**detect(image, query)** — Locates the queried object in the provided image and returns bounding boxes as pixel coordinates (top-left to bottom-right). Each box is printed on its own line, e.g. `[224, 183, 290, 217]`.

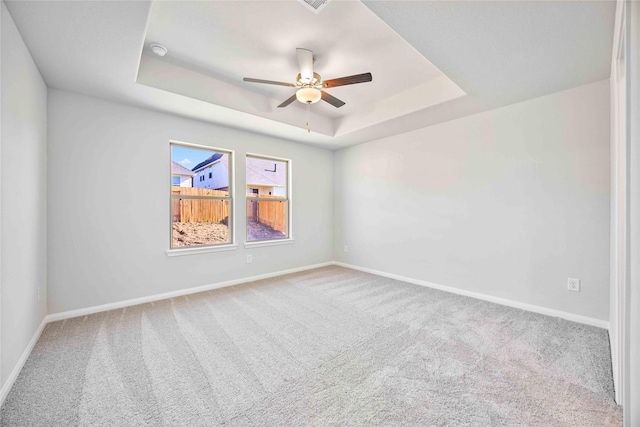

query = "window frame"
[245, 153, 292, 246]
[168, 141, 236, 255]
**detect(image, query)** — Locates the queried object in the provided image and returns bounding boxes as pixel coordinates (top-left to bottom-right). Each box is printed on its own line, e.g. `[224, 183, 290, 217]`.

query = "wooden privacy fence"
[172, 186, 229, 223]
[248, 195, 287, 234]
[172, 187, 287, 232]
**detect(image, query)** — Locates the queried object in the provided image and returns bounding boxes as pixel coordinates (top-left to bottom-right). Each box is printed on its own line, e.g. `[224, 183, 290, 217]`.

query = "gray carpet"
[0, 266, 622, 426]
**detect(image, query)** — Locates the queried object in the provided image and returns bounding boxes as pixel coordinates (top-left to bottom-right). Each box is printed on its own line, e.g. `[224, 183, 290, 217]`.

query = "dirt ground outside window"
[247, 219, 286, 241]
[172, 220, 285, 247]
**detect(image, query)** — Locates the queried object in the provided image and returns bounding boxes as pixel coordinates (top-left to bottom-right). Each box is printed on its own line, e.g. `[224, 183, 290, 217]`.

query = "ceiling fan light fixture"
[296, 87, 321, 104]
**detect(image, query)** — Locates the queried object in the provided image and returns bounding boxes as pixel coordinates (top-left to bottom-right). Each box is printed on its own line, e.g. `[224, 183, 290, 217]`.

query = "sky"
[171, 145, 218, 171]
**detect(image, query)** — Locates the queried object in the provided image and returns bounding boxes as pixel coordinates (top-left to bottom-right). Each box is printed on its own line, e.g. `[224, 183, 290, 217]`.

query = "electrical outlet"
[246, 254, 253, 264]
[567, 278, 580, 292]
[344, 245, 348, 253]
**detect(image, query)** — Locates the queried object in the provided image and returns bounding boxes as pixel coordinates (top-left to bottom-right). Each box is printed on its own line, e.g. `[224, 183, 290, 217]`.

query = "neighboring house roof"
[246, 157, 286, 187]
[192, 153, 223, 172]
[171, 161, 195, 176]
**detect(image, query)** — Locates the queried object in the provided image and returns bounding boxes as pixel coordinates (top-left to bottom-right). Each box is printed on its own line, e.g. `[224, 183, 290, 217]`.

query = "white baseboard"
[0, 317, 48, 405]
[48, 259, 609, 328]
[47, 262, 334, 322]
[334, 262, 609, 330]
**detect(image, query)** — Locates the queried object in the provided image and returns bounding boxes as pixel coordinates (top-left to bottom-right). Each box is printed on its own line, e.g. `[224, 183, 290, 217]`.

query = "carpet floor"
[0, 266, 622, 426]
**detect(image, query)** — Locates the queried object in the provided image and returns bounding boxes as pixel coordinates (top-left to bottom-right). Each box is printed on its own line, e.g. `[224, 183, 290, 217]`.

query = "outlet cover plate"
[567, 278, 580, 292]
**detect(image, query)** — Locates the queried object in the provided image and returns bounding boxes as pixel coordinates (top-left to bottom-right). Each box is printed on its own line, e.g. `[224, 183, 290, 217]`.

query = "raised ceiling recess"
[136, 0, 465, 140]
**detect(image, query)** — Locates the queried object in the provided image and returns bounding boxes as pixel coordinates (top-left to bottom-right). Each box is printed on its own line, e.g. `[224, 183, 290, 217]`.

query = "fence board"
[249, 195, 287, 233]
[171, 186, 229, 223]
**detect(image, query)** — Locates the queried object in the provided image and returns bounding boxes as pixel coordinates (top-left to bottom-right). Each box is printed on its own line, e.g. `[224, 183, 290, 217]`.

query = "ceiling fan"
[243, 48, 372, 109]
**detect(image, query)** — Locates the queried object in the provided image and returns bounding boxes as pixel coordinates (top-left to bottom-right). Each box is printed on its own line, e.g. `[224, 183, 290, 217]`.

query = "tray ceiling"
[137, 0, 465, 138]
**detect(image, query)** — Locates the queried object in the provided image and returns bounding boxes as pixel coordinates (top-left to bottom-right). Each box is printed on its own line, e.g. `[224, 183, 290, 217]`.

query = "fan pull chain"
[306, 103, 311, 133]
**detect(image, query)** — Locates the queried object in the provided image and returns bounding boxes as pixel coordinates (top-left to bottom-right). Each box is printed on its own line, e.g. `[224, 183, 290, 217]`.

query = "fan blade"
[277, 94, 297, 108]
[322, 72, 372, 89]
[296, 48, 314, 83]
[321, 91, 345, 108]
[243, 77, 295, 87]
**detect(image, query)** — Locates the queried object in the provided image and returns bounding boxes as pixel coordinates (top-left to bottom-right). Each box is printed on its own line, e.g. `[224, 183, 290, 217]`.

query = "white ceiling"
[4, 0, 615, 150]
[138, 0, 465, 138]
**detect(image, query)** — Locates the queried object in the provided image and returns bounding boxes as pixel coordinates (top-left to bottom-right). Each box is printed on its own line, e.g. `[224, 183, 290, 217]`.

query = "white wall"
[193, 161, 229, 190]
[47, 90, 333, 314]
[177, 175, 192, 187]
[0, 1, 48, 387]
[334, 80, 610, 321]
[208, 160, 228, 190]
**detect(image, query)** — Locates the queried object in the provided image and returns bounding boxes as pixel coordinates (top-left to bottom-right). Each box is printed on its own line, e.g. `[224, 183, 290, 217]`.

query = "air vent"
[298, 0, 329, 14]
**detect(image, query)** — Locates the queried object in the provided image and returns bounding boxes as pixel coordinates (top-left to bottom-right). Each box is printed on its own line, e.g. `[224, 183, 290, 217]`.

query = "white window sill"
[166, 244, 238, 257]
[244, 239, 294, 249]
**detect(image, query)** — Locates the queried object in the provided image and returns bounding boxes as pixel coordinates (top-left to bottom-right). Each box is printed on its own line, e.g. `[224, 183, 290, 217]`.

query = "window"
[170, 142, 233, 249]
[172, 176, 181, 186]
[209, 172, 212, 179]
[246, 154, 289, 242]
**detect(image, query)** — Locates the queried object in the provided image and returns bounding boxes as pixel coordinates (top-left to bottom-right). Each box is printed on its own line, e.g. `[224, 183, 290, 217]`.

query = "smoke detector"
[298, 0, 329, 14]
[150, 43, 167, 57]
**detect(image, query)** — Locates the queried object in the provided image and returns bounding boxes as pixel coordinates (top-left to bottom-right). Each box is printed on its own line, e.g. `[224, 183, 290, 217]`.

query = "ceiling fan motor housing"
[297, 72, 322, 87]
